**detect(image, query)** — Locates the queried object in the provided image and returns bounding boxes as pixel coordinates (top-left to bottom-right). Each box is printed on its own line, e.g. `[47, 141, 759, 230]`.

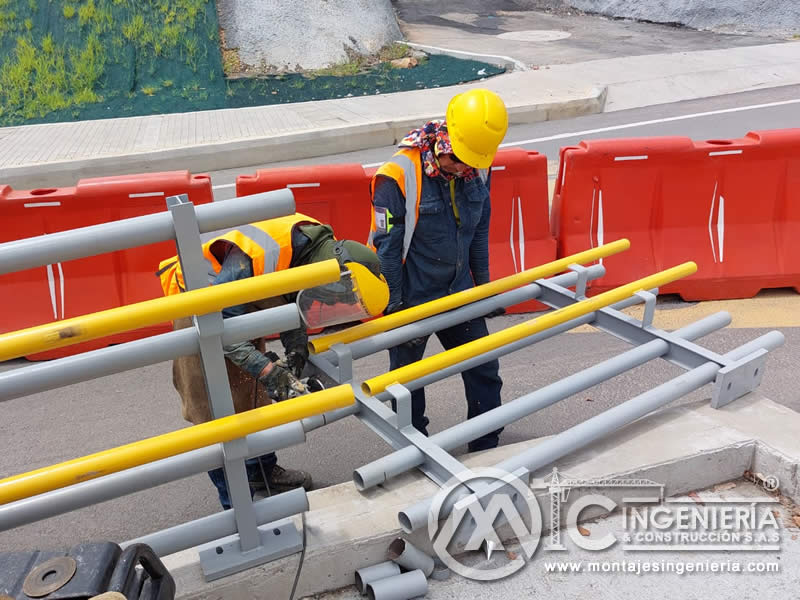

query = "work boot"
[266, 464, 313, 494]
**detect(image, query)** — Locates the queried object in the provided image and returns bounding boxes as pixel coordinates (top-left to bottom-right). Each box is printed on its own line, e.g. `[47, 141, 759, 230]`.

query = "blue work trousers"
[388, 317, 503, 451]
[207, 453, 277, 510]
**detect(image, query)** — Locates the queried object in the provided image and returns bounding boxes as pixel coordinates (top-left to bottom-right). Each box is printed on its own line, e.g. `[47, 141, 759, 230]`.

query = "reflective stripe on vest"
[368, 148, 422, 262]
[157, 213, 320, 295]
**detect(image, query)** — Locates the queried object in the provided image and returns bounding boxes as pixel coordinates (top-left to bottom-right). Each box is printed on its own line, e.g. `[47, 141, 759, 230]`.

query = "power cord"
[252, 364, 307, 600]
[288, 511, 307, 600]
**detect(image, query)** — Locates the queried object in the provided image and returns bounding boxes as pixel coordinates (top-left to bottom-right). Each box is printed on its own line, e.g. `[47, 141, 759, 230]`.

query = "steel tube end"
[387, 538, 435, 577]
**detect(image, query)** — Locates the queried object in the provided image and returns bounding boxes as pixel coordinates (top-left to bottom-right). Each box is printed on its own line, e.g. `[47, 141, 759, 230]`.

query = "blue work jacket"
[371, 172, 492, 309]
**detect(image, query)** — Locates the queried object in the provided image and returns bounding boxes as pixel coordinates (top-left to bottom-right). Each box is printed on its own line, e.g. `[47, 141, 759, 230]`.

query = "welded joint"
[568, 263, 591, 299]
[711, 349, 768, 409]
[634, 290, 658, 329]
[387, 383, 412, 429]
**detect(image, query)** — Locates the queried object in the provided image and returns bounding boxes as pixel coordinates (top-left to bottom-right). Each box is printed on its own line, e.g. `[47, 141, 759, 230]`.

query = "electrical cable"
[288, 511, 307, 600]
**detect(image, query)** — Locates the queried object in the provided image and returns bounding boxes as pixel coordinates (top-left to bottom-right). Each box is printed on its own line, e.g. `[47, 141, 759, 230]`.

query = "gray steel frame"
[0, 182, 784, 581]
[0, 189, 311, 580]
[307, 264, 783, 535]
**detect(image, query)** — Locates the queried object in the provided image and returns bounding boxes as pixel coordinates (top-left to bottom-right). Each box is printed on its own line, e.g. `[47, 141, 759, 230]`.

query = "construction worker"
[158, 213, 389, 509]
[368, 88, 509, 451]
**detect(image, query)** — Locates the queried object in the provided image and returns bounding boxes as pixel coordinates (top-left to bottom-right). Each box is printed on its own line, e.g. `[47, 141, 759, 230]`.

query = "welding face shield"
[296, 241, 389, 329]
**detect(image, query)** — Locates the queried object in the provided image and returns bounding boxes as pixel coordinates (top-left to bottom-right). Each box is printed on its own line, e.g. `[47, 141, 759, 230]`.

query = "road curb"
[0, 87, 607, 190]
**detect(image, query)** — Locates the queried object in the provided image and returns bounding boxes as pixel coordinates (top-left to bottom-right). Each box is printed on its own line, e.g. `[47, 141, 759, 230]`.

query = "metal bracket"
[198, 517, 303, 582]
[387, 383, 412, 429]
[711, 349, 768, 409]
[330, 343, 354, 383]
[634, 290, 657, 329]
[567, 264, 591, 299]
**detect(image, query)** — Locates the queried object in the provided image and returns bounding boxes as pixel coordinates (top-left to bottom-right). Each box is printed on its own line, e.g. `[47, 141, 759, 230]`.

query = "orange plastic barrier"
[486, 148, 556, 312]
[0, 172, 213, 360]
[551, 129, 800, 300]
[237, 148, 555, 313]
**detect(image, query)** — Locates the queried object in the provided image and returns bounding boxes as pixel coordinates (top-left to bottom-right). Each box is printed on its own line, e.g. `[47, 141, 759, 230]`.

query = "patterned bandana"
[398, 119, 478, 181]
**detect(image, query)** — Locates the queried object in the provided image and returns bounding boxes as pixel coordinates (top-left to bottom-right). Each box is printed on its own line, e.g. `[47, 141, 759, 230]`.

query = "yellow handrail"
[0, 259, 341, 361]
[362, 262, 697, 396]
[0, 385, 354, 505]
[309, 239, 631, 354]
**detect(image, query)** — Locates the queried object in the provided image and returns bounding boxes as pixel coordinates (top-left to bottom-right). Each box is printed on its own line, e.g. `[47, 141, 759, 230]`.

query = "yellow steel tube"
[0, 384, 354, 505]
[0, 259, 341, 362]
[362, 262, 697, 396]
[309, 239, 631, 353]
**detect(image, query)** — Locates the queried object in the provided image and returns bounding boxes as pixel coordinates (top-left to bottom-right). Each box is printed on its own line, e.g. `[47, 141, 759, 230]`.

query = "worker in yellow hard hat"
[367, 88, 510, 450]
[158, 213, 388, 508]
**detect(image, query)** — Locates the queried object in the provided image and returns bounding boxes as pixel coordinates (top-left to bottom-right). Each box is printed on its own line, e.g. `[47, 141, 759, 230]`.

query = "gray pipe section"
[343, 266, 606, 361]
[355, 562, 402, 595]
[121, 487, 308, 557]
[398, 329, 784, 532]
[353, 311, 731, 491]
[366, 570, 428, 600]
[386, 538, 435, 576]
[0, 189, 295, 275]
[0, 305, 300, 402]
[0, 421, 305, 531]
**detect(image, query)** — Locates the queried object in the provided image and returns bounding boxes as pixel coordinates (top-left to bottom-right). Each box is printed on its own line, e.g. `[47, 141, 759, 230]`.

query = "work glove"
[384, 301, 404, 315]
[258, 351, 308, 401]
[485, 307, 506, 319]
[281, 327, 309, 378]
[399, 335, 428, 351]
[285, 349, 308, 378]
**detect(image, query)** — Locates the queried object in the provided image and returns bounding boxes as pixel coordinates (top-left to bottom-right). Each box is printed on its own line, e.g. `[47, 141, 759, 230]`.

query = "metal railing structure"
[0, 190, 785, 586]
[305, 244, 784, 542]
[0, 189, 356, 581]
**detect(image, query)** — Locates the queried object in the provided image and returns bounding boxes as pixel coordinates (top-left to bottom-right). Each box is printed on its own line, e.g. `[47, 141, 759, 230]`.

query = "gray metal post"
[398, 331, 785, 532]
[0, 305, 300, 403]
[0, 189, 295, 275]
[353, 311, 731, 491]
[167, 195, 259, 551]
[0, 422, 305, 531]
[122, 487, 309, 557]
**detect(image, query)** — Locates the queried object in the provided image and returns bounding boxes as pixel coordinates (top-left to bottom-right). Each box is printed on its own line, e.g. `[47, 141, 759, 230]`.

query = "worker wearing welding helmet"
[158, 213, 388, 507]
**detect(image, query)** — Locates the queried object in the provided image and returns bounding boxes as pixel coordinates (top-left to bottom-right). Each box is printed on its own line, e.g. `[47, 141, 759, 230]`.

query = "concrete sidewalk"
[1, 42, 800, 189]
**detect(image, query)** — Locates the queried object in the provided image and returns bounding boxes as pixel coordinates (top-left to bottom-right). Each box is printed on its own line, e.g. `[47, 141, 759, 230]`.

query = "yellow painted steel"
[362, 262, 697, 396]
[0, 384, 354, 505]
[309, 239, 631, 354]
[0, 259, 341, 362]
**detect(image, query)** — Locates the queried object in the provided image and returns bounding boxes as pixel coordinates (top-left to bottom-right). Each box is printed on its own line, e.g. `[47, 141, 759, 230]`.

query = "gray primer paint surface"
[217, 0, 403, 70]
[560, 0, 800, 36]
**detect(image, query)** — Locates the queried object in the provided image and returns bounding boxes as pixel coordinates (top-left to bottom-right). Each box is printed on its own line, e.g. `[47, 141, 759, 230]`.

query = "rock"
[390, 57, 419, 69]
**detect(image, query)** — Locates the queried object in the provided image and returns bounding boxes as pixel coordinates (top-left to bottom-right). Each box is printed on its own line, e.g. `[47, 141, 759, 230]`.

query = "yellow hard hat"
[446, 89, 509, 169]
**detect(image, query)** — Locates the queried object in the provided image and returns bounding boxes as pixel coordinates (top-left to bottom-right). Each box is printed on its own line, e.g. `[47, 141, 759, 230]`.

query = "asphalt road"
[208, 84, 800, 196]
[1, 87, 799, 552]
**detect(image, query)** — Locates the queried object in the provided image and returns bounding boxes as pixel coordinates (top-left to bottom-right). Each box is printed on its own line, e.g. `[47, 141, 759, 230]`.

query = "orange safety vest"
[157, 213, 321, 296]
[367, 147, 423, 262]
